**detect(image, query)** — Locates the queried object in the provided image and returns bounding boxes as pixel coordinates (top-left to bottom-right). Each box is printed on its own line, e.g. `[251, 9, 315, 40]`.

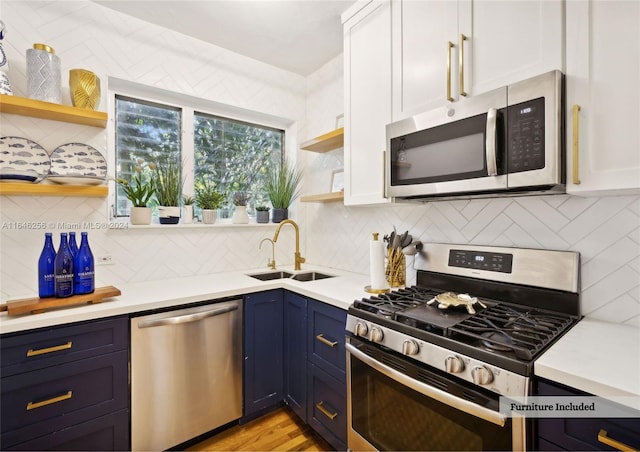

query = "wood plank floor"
[186, 408, 334, 452]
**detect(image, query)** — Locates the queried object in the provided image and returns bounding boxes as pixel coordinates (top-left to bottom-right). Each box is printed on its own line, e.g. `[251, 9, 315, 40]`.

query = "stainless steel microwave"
[386, 70, 565, 200]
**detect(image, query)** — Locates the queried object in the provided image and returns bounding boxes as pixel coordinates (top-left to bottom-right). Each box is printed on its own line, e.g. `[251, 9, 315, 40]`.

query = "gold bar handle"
[446, 41, 454, 101]
[316, 334, 338, 348]
[27, 341, 72, 357]
[459, 34, 467, 97]
[572, 105, 581, 185]
[598, 429, 636, 451]
[316, 401, 338, 420]
[26, 391, 73, 411]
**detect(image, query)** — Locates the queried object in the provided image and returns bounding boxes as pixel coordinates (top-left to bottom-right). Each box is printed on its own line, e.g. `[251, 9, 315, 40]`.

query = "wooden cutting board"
[0, 286, 121, 316]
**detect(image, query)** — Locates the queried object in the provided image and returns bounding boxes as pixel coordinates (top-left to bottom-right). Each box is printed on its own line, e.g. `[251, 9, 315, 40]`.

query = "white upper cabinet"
[566, 0, 640, 196]
[392, 0, 564, 121]
[343, 0, 392, 206]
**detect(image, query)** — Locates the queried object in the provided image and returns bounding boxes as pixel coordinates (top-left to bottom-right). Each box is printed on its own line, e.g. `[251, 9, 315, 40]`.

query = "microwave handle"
[485, 108, 498, 176]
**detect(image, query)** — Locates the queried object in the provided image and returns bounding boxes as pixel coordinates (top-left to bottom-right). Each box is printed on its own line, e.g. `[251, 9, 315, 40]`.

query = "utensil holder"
[385, 248, 406, 288]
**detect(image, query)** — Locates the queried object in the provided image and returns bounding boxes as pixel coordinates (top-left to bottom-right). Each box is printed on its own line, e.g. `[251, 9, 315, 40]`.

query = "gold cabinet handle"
[598, 429, 637, 451]
[26, 391, 73, 411]
[459, 34, 468, 97]
[572, 105, 581, 185]
[446, 41, 454, 101]
[316, 401, 338, 420]
[27, 341, 72, 357]
[316, 334, 338, 348]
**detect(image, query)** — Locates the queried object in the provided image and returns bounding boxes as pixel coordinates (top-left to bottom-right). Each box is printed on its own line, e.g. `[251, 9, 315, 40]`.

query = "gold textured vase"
[69, 69, 100, 109]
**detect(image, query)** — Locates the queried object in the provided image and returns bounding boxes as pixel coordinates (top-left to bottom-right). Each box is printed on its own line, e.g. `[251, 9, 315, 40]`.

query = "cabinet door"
[307, 300, 347, 380]
[391, 0, 458, 119]
[243, 290, 284, 416]
[283, 291, 307, 422]
[343, 0, 392, 206]
[459, 0, 563, 97]
[307, 364, 347, 451]
[566, 0, 640, 195]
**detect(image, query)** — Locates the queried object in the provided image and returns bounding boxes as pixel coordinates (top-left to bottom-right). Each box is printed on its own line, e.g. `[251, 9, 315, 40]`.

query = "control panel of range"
[448, 249, 513, 274]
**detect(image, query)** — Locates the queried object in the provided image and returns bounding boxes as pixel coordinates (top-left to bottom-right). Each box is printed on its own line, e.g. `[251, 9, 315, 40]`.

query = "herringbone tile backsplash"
[1, 1, 638, 327]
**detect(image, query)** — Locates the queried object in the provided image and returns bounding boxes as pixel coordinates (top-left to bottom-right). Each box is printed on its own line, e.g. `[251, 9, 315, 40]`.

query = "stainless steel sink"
[247, 271, 293, 281]
[290, 272, 334, 282]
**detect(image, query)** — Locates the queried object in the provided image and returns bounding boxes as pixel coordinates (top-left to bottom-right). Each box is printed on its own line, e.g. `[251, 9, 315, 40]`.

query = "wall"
[302, 55, 640, 327]
[1, 1, 638, 328]
[0, 0, 304, 299]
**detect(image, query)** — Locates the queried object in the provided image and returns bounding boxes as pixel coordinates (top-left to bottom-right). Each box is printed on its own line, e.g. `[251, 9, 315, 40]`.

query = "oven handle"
[485, 107, 498, 176]
[346, 342, 507, 427]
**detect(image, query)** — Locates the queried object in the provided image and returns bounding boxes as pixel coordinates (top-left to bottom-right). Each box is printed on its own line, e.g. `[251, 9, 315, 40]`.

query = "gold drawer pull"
[446, 41, 454, 101]
[598, 429, 637, 452]
[459, 34, 468, 97]
[316, 401, 338, 420]
[572, 104, 581, 185]
[26, 391, 73, 411]
[27, 341, 72, 357]
[316, 334, 338, 348]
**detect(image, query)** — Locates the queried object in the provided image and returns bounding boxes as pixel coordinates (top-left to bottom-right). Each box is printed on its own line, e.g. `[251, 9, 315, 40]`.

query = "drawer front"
[536, 380, 640, 451]
[308, 364, 346, 450]
[1, 317, 128, 377]
[1, 350, 128, 448]
[6, 409, 129, 451]
[308, 301, 346, 378]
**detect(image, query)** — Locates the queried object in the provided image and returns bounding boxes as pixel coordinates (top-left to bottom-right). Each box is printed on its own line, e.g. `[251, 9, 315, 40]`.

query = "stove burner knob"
[369, 327, 384, 343]
[354, 322, 368, 337]
[402, 340, 419, 356]
[471, 365, 494, 385]
[445, 355, 465, 373]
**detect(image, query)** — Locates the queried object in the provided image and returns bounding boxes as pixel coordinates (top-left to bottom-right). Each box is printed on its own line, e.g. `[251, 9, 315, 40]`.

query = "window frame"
[107, 78, 296, 224]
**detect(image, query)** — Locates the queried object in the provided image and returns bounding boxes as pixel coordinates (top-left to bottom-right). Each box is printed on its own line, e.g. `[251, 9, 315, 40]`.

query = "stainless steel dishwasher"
[131, 299, 242, 451]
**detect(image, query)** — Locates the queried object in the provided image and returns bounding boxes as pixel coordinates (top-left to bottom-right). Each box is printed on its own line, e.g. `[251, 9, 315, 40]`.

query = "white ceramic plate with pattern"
[47, 175, 106, 185]
[0, 136, 51, 182]
[49, 143, 107, 178]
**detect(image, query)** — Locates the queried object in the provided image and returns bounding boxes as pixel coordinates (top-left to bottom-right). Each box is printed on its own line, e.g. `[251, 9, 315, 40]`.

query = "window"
[114, 94, 284, 218]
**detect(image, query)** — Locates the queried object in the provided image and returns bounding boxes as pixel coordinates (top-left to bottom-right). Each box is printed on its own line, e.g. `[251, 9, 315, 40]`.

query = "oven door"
[346, 338, 525, 451]
[386, 86, 508, 199]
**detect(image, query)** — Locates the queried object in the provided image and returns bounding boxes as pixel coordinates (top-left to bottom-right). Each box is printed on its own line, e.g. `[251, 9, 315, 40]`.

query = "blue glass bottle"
[54, 232, 74, 297]
[38, 233, 56, 298]
[68, 231, 78, 258]
[73, 232, 95, 295]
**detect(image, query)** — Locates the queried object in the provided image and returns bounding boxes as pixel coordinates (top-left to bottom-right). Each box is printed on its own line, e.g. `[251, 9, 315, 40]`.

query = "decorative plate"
[46, 175, 106, 186]
[0, 136, 51, 182]
[49, 143, 107, 178]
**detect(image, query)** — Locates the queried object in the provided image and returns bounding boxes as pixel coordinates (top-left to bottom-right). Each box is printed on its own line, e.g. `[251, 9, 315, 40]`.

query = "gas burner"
[377, 308, 394, 319]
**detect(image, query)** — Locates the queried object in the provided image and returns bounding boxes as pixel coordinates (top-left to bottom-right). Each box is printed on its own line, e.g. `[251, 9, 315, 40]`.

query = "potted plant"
[232, 191, 251, 224]
[266, 159, 303, 223]
[255, 205, 270, 224]
[195, 179, 225, 224]
[182, 194, 194, 224]
[154, 158, 182, 224]
[115, 160, 156, 225]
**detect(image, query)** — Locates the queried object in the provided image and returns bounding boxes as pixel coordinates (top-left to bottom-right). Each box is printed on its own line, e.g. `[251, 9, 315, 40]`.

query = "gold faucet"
[259, 238, 276, 270]
[272, 219, 305, 271]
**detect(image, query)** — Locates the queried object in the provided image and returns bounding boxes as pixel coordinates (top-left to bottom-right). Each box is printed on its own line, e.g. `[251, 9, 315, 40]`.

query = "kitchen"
[1, 0, 639, 451]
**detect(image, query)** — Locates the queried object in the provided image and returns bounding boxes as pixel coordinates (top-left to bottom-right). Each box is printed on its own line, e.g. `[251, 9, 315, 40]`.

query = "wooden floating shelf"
[1, 286, 121, 316]
[0, 182, 108, 197]
[300, 192, 344, 203]
[300, 127, 344, 153]
[0, 94, 108, 128]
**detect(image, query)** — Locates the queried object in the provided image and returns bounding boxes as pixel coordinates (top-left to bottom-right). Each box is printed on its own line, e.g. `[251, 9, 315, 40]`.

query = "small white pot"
[181, 205, 193, 224]
[232, 205, 249, 224]
[130, 206, 152, 225]
[202, 209, 217, 224]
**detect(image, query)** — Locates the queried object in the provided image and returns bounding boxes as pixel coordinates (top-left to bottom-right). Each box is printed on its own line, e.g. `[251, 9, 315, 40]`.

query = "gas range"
[346, 243, 581, 398]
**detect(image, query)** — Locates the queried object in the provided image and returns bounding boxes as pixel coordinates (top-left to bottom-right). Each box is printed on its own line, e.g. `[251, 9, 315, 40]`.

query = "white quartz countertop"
[535, 317, 640, 411]
[0, 265, 370, 335]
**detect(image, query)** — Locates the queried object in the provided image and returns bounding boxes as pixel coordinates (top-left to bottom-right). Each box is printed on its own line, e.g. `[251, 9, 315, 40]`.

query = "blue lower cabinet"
[284, 291, 307, 422]
[244, 290, 284, 417]
[6, 409, 129, 451]
[308, 364, 347, 450]
[535, 379, 640, 451]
